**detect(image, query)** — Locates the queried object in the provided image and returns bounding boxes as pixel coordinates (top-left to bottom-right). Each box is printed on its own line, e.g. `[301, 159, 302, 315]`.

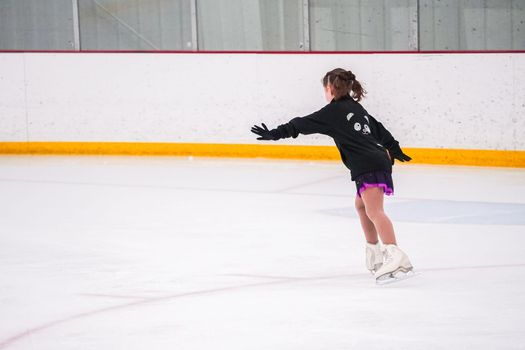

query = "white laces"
[383, 249, 393, 264]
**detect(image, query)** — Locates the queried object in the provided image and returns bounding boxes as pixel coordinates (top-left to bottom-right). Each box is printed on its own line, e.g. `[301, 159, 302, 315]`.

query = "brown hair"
[322, 68, 366, 102]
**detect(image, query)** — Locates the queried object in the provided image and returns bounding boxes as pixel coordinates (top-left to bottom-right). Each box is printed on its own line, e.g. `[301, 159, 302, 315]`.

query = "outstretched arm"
[251, 106, 333, 141]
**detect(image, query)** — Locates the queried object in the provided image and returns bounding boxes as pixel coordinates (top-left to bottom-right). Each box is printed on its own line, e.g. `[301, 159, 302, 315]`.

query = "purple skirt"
[355, 171, 394, 198]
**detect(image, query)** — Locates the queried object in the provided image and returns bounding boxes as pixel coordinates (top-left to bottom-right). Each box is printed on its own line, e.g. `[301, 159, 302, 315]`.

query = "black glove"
[251, 123, 281, 141]
[390, 147, 412, 164]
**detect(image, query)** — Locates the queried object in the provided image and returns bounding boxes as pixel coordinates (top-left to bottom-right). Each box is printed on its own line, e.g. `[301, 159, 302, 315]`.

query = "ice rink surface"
[1, 155, 525, 350]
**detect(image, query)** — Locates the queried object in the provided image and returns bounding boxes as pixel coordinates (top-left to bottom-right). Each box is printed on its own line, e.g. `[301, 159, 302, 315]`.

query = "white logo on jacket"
[351, 114, 371, 135]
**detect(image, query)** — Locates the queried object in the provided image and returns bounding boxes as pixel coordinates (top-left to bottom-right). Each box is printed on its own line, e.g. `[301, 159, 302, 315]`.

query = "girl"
[251, 68, 413, 283]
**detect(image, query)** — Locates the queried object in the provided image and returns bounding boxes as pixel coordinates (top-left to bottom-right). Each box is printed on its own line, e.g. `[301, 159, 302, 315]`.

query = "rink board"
[0, 142, 524, 167]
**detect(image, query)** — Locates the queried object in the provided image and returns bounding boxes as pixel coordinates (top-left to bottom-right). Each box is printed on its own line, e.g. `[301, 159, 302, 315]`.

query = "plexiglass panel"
[197, 0, 305, 51]
[0, 0, 75, 50]
[419, 0, 525, 50]
[1, 0, 523, 52]
[78, 0, 193, 50]
[309, 0, 417, 51]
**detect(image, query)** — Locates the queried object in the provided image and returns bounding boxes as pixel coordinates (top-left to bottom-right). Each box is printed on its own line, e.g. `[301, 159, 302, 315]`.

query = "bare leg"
[354, 195, 378, 244]
[360, 187, 397, 245]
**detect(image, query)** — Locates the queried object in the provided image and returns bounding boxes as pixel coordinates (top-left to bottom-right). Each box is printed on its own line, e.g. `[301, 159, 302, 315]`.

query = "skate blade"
[376, 268, 417, 285]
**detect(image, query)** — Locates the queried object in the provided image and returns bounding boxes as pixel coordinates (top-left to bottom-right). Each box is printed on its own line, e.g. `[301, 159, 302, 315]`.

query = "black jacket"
[275, 95, 403, 180]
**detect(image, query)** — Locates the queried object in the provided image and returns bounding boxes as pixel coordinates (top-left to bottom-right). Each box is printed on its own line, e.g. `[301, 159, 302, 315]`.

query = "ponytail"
[350, 77, 365, 102]
[322, 68, 366, 102]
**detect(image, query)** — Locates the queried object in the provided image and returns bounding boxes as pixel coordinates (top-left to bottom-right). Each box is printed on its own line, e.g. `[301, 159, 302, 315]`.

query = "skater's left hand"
[251, 123, 281, 141]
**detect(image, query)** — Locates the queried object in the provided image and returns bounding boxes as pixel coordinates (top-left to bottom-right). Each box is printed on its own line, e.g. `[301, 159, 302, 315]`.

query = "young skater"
[251, 68, 413, 283]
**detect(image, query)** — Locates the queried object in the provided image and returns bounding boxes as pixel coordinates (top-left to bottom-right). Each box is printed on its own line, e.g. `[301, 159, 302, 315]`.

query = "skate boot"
[366, 242, 383, 274]
[375, 244, 413, 284]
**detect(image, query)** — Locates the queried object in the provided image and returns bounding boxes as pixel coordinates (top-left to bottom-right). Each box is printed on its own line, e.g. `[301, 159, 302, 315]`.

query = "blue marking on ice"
[322, 200, 525, 225]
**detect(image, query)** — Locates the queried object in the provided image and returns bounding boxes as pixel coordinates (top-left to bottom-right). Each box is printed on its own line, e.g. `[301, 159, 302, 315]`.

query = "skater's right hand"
[389, 145, 412, 164]
[392, 150, 412, 163]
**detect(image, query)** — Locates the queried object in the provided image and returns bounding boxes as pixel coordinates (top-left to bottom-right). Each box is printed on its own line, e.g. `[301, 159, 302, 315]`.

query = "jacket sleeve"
[369, 115, 402, 153]
[274, 105, 333, 139]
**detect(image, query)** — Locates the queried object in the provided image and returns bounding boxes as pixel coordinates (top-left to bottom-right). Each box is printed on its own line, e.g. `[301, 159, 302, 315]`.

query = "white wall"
[1, 52, 524, 150]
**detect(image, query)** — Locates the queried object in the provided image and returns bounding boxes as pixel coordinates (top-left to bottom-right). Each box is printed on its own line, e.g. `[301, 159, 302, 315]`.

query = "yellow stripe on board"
[0, 142, 339, 160]
[0, 142, 524, 168]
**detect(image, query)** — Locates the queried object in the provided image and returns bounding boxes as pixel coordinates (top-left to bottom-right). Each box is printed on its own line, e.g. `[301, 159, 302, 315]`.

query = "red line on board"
[0, 49, 524, 55]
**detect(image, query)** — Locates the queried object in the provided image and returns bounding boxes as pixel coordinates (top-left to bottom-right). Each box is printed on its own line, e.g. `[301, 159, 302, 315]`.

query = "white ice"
[1, 156, 525, 350]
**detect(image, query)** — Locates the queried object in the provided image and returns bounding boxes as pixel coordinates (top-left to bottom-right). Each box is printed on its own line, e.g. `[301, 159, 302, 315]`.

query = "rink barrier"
[0, 142, 524, 167]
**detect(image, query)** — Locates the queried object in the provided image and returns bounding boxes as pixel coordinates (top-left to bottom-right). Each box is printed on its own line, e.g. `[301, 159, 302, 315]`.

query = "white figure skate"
[366, 242, 383, 274]
[375, 244, 415, 284]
